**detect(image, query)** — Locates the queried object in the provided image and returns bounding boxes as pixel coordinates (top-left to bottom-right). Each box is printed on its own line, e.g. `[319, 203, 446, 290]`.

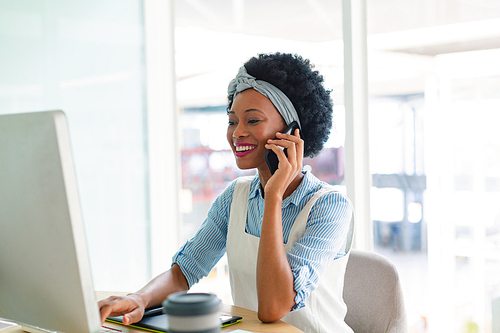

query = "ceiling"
[173, 0, 500, 105]
[175, 0, 500, 53]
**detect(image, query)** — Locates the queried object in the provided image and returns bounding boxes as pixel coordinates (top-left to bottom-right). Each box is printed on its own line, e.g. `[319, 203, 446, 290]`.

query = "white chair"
[343, 249, 408, 333]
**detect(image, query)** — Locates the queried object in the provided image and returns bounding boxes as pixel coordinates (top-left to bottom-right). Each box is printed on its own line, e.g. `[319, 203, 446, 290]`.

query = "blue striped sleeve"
[172, 180, 237, 287]
[286, 190, 353, 310]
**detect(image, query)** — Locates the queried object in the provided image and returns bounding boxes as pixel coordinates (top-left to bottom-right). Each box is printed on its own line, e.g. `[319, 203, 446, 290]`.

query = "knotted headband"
[227, 66, 302, 130]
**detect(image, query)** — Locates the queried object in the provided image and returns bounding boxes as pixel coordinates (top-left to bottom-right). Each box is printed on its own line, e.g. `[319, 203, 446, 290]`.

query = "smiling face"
[227, 89, 287, 172]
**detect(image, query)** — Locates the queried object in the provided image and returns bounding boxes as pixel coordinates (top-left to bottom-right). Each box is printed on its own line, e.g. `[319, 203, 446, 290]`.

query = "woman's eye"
[228, 120, 236, 126]
[248, 119, 260, 124]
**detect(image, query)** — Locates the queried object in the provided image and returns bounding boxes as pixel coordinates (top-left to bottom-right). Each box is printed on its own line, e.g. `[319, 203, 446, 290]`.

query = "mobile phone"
[264, 121, 300, 175]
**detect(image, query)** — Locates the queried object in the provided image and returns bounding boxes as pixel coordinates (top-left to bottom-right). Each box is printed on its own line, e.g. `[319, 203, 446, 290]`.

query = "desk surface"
[96, 291, 303, 333]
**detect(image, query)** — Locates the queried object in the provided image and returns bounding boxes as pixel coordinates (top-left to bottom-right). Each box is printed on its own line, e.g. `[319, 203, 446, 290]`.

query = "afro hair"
[227, 52, 333, 158]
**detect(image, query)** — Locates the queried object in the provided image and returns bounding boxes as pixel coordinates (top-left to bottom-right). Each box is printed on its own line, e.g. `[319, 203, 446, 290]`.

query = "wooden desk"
[97, 292, 303, 333]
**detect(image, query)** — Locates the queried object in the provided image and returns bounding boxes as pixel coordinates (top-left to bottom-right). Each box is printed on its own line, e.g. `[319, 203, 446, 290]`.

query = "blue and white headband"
[227, 66, 302, 130]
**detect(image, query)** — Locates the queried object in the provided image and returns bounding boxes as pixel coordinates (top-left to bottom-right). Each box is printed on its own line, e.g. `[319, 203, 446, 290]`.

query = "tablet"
[106, 312, 242, 332]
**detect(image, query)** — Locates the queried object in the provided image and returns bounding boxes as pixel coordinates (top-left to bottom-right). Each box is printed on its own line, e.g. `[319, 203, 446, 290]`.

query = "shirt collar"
[248, 171, 321, 207]
[249, 175, 263, 200]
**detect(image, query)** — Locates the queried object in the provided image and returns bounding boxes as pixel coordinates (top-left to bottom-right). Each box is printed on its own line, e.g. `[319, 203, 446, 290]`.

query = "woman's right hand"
[98, 293, 148, 326]
[98, 264, 189, 326]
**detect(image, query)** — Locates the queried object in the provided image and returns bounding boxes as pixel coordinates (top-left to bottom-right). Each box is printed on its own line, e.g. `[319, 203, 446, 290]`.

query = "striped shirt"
[173, 171, 353, 310]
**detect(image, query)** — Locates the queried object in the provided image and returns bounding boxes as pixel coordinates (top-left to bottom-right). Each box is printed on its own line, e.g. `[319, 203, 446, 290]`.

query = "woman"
[99, 53, 354, 333]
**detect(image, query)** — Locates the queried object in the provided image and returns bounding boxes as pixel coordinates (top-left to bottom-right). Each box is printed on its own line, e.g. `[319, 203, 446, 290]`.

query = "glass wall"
[367, 1, 500, 331]
[426, 49, 500, 332]
[0, 0, 149, 291]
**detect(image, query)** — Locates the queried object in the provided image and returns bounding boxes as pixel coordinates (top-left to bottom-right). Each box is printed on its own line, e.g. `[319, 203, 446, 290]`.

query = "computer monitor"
[0, 111, 102, 333]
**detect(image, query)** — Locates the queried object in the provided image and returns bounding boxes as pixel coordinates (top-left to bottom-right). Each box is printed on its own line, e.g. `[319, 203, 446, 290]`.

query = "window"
[368, 2, 500, 330]
[0, 0, 149, 291]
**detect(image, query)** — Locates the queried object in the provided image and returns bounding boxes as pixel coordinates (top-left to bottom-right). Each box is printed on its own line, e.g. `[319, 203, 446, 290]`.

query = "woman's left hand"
[258, 128, 303, 321]
[264, 128, 304, 198]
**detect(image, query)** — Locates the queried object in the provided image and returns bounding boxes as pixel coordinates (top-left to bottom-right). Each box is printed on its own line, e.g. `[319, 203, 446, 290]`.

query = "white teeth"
[236, 145, 254, 152]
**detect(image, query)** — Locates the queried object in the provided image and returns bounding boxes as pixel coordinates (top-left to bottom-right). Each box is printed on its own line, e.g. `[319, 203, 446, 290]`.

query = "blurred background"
[1, 0, 500, 332]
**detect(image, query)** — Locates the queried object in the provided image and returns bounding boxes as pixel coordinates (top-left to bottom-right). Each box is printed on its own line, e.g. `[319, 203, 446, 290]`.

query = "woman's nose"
[233, 123, 248, 138]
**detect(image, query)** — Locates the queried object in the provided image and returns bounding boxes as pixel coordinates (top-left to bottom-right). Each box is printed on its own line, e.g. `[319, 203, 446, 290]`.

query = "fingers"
[277, 128, 301, 141]
[265, 143, 292, 172]
[292, 129, 304, 164]
[98, 295, 145, 326]
[266, 129, 304, 172]
[99, 296, 121, 324]
[266, 144, 296, 172]
[271, 129, 303, 152]
[123, 307, 145, 325]
[99, 299, 118, 325]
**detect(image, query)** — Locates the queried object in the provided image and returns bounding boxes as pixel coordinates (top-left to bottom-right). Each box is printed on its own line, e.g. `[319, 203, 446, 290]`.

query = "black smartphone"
[264, 121, 300, 175]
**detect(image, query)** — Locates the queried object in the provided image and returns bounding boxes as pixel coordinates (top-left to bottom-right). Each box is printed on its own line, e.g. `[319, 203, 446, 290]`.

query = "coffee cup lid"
[162, 292, 222, 316]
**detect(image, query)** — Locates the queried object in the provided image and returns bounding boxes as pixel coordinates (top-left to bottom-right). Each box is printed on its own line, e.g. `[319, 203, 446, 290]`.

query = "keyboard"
[101, 325, 124, 332]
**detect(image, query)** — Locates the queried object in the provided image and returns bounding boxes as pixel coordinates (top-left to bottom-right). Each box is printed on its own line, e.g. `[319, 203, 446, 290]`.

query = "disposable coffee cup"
[162, 291, 222, 333]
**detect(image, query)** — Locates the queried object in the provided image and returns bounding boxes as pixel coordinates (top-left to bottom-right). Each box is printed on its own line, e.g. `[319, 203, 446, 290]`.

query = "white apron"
[226, 177, 354, 333]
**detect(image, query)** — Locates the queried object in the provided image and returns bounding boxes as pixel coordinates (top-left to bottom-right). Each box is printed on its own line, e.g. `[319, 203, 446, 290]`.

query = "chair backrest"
[343, 249, 408, 333]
